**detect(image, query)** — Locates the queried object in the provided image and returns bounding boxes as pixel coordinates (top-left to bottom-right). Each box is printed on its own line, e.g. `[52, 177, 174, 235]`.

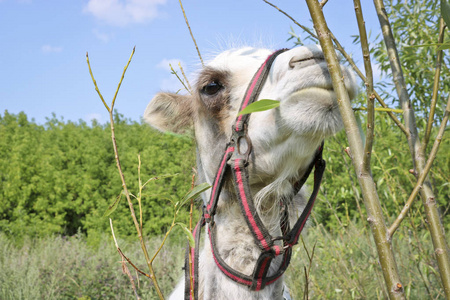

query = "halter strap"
[185, 49, 326, 299]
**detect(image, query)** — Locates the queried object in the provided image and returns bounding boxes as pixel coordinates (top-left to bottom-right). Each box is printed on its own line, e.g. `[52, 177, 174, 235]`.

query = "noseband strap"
[185, 49, 326, 299]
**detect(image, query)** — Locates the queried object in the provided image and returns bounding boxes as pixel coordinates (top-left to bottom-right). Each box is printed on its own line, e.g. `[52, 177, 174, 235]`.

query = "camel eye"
[202, 81, 223, 95]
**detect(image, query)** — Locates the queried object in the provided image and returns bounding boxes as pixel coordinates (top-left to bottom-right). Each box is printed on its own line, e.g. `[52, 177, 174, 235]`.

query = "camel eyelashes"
[201, 81, 223, 95]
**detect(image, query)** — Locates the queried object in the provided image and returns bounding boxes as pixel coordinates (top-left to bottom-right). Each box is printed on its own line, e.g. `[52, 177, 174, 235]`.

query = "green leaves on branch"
[401, 1, 450, 50]
[173, 182, 210, 248]
[238, 99, 280, 116]
[177, 182, 210, 209]
[176, 223, 195, 247]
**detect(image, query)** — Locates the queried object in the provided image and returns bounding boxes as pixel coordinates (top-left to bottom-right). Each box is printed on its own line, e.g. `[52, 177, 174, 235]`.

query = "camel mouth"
[287, 87, 337, 104]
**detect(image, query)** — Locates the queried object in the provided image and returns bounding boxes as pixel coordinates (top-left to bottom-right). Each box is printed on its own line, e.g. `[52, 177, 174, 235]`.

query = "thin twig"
[150, 216, 176, 264]
[138, 154, 143, 232]
[111, 219, 152, 279]
[373, 0, 418, 170]
[112, 46, 135, 111]
[423, 17, 446, 151]
[178, 0, 203, 67]
[388, 95, 450, 238]
[86, 53, 110, 112]
[110, 219, 142, 300]
[87, 48, 165, 299]
[189, 171, 196, 300]
[353, 0, 375, 172]
[169, 63, 192, 95]
[117, 247, 153, 279]
[354, 107, 403, 113]
[179, 62, 192, 93]
[262, 0, 318, 40]
[319, 0, 329, 8]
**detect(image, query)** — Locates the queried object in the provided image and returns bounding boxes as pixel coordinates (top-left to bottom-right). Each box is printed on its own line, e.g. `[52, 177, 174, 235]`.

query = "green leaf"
[437, 42, 450, 51]
[237, 99, 280, 116]
[178, 182, 211, 208]
[442, 0, 450, 28]
[103, 192, 123, 217]
[176, 223, 195, 248]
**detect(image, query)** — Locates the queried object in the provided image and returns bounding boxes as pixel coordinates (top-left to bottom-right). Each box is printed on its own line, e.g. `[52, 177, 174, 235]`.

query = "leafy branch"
[86, 47, 210, 299]
[86, 47, 165, 299]
[373, 0, 450, 297]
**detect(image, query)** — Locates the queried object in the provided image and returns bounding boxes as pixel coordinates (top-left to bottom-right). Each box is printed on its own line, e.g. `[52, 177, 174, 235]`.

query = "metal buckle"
[231, 123, 253, 162]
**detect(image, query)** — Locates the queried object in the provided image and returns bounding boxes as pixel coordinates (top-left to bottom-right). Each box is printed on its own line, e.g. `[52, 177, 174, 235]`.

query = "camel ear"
[144, 92, 194, 135]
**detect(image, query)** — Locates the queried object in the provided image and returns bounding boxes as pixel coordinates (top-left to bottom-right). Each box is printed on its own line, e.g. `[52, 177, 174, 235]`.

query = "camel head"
[144, 46, 357, 210]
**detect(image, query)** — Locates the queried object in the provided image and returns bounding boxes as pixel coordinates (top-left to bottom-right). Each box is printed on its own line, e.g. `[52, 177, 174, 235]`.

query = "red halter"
[185, 49, 326, 299]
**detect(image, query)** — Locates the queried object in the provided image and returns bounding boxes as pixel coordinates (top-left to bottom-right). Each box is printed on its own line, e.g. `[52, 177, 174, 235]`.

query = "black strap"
[210, 145, 325, 291]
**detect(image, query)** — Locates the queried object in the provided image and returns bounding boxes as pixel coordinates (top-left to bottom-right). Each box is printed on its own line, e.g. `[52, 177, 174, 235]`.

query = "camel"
[144, 45, 358, 300]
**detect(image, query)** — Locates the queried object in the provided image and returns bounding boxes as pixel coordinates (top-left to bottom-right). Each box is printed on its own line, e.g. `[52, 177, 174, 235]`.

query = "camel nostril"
[288, 57, 297, 69]
[288, 56, 316, 68]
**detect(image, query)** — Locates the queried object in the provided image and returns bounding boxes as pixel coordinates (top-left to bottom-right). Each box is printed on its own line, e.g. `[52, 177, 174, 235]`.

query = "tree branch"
[305, 1, 405, 298]
[423, 17, 446, 151]
[353, 0, 375, 172]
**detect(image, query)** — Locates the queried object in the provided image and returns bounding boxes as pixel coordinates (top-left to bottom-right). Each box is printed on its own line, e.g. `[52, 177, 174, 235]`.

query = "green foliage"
[0, 110, 195, 243]
[372, 0, 450, 126]
[314, 111, 449, 231]
[441, 0, 450, 29]
[286, 219, 446, 299]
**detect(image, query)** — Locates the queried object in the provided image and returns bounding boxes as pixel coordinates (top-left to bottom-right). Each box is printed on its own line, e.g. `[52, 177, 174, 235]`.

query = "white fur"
[144, 45, 358, 299]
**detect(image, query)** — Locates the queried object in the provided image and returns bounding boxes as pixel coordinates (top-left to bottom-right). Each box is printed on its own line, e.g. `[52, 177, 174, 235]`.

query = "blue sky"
[0, 0, 380, 125]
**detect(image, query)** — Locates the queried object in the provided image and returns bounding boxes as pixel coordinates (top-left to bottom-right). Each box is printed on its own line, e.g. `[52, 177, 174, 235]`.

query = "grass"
[0, 232, 184, 300]
[286, 216, 446, 299]
[0, 217, 445, 299]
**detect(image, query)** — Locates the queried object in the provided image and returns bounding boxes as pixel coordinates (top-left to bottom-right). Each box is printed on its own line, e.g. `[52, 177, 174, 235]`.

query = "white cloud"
[41, 45, 63, 53]
[93, 29, 113, 42]
[84, 0, 167, 27]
